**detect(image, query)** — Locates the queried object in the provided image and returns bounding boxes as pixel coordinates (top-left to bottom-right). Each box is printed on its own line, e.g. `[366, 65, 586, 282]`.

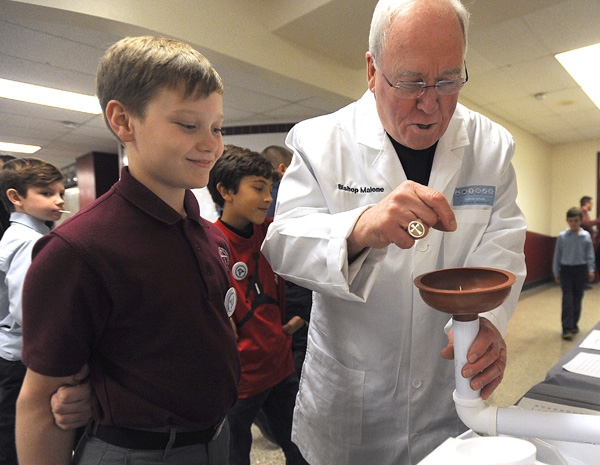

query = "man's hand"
[51, 364, 92, 430]
[440, 317, 507, 400]
[347, 181, 456, 258]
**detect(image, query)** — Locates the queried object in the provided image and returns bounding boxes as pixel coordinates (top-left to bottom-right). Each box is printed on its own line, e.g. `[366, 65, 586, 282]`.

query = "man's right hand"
[347, 181, 457, 258]
[50, 364, 93, 430]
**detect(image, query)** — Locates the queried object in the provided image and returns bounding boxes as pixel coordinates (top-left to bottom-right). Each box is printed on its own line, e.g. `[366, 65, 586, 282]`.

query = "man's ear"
[366, 52, 377, 93]
[105, 100, 135, 142]
[5, 188, 23, 208]
[278, 163, 287, 177]
[216, 182, 233, 203]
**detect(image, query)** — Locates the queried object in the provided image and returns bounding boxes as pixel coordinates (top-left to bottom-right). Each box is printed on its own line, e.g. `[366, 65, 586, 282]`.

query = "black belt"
[92, 417, 226, 450]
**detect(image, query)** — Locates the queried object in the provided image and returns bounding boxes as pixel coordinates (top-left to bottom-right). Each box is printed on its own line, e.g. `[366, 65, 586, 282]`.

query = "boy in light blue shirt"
[0, 158, 64, 464]
[552, 206, 595, 340]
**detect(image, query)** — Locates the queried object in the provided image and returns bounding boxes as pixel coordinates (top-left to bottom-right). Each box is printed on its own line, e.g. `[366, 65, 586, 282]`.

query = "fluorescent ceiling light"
[0, 142, 40, 154]
[0, 78, 101, 114]
[555, 43, 600, 110]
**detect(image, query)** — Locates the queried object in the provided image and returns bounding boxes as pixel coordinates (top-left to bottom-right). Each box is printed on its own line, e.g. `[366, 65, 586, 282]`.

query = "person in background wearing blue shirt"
[0, 155, 17, 238]
[553, 207, 595, 340]
[0, 158, 65, 465]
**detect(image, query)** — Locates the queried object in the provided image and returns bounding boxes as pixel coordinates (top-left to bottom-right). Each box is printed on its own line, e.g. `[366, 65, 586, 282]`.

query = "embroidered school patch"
[453, 185, 495, 206]
[219, 247, 230, 270]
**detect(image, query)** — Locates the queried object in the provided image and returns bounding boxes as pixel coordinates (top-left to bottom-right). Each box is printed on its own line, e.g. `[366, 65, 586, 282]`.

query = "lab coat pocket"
[297, 341, 365, 444]
[444, 208, 492, 265]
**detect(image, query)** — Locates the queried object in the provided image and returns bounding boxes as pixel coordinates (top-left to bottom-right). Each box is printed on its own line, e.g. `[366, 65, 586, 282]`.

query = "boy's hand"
[51, 364, 92, 430]
[283, 316, 306, 334]
[588, 272, 595, 282]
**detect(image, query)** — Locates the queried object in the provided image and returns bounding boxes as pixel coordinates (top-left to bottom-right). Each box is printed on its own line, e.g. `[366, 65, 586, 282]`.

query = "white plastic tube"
[452, 317, 480, 399]
[496, 406, 600, 445]
[454, 391, 498, 435]
[452, 318, 600, 446]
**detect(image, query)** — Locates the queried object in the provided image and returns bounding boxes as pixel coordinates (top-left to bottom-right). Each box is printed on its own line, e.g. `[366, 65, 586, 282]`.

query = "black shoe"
[562, 332, 573, 341]
[573, 327, 580, 334]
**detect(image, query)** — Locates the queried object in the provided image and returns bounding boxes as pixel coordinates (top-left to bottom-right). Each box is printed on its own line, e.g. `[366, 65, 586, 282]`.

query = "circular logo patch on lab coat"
[232, 262, 248, 281]
[225, 287, 237, 317]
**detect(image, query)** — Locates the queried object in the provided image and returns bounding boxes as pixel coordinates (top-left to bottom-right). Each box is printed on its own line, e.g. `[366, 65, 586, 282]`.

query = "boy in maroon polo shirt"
[15, 36, 240, 465]
[207, 146, 308, 465]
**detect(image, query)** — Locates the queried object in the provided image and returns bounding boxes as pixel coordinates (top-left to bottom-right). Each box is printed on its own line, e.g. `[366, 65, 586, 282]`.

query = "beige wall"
[502, 122, 554, 236]
[550, 140, 600, 235]
[506, 124, 552, 234]
[461, 97, 600, 238]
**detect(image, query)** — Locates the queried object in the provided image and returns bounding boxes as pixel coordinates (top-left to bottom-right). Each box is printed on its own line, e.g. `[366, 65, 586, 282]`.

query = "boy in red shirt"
[207, 146, 307, 465]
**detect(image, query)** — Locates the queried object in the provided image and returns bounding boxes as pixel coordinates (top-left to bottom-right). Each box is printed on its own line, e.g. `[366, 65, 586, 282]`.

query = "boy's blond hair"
[97, 36, 224, 139]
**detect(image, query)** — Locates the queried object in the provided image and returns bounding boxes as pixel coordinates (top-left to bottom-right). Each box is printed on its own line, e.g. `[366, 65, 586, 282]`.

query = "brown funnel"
[414, 267, 516, 321]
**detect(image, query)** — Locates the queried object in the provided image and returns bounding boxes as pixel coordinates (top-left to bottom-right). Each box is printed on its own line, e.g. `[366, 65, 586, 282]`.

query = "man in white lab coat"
[261, 0, 526, 464]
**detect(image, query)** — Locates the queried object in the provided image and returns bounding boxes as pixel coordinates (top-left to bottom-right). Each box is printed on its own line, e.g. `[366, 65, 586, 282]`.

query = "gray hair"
[369, 0, 469, 67]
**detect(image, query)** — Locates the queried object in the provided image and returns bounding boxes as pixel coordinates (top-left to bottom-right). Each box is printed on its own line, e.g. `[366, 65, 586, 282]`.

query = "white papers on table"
[579, 329, 600, 351]
[563, 352, 600, 378]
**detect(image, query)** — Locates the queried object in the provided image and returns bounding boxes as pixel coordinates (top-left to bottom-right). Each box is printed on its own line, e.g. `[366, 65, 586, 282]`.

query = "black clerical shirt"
[389, 135, 438, 186]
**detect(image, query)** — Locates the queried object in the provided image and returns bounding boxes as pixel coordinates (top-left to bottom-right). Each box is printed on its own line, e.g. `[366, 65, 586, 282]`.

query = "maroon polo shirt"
[22, 167, 240, 429]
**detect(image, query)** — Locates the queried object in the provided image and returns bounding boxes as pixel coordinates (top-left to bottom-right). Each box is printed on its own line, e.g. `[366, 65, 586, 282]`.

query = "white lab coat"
[261, 91, 526, 465]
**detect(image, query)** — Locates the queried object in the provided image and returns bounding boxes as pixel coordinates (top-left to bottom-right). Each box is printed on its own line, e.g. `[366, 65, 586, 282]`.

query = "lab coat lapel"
[374, 136, 407, 190]
[429, 106, 470, 195]
[412, 107, 471, 277]
[354, 93, 471, 194]
[355, 92, 407, 190]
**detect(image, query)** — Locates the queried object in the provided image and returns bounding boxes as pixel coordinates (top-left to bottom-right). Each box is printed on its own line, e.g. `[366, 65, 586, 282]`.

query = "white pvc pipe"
[452, 317, 480, 399]
[496, 406, 600, 445]
[453, 392, 498, 435]
[452, 318, 600, 446]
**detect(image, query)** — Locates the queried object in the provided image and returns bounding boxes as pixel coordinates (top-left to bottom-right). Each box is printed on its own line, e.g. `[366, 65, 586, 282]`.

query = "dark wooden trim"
[524, 230, 556, 284]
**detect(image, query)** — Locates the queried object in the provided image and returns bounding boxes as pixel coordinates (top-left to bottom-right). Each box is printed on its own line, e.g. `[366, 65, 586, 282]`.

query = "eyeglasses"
[377, 63, 468, 99]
